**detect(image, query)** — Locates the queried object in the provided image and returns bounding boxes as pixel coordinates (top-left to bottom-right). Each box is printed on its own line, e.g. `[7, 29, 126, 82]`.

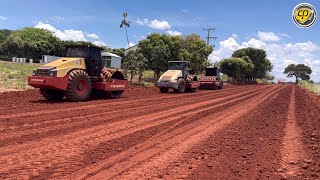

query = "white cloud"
[136, 18, 144, 26]
[126, 42, 136, 49]
[136, 18, 171, 30]
[0, 16, 8, 21]
[242, 38, 266, 48]
[258, 31, 280, 42]
[148, 19, 171, 30]
[86, 33, 99, 39]
[93, 40, 107, 47]
[51, 16, 64, 22]
[232, 33, 238, 39]
[166, 30, 182, 36]
[209, 32, 320, 81]
[136, 18, 149, 26]
[283, 60, 298, 67]
[279, 33, 290, 39]
[35, 21, 107, 46]
[35, 22, 86, 41]
[139, 35, 146, 40]
[208, 37, 241, 62]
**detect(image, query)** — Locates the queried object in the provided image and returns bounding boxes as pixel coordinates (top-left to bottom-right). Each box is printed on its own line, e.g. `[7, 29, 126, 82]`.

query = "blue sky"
[0, 0, 319, 81]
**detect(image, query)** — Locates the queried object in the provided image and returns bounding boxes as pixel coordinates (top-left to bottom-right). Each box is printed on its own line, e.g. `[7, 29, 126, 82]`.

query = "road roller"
[28, 45, 128, 101]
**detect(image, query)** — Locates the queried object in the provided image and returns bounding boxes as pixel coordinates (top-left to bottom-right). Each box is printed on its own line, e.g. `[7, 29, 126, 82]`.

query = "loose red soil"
[0, 84, 319, 179]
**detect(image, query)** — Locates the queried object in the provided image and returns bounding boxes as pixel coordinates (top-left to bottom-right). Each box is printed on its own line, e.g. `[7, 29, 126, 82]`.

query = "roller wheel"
[100, 67, 124, 82]
[106, 91, 124, 99]
[40, 89, 65, 101]
[160, 88, 169, 93]
[176, 78, 186, 93]
[65, 69, 92, 102]
[190, 88, 197, 92]
[218, 81, 224, 89]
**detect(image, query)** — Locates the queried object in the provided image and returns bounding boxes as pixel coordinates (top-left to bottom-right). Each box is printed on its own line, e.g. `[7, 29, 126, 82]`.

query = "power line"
[203, 28, 217, 47]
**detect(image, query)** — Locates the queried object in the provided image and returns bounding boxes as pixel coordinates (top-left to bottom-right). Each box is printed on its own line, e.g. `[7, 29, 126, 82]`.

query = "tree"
[138, 33, 212, 81]
[120, 12, 131, 50]
[1, 27, 62, 60]
[123, 50, 148, 83]
[138, 33, 170, 81]
[135, 52, 148, 84]
[180, 34, 213, 74]
[232, 47, 273, 80]
[284, 64, 312, 83]
[265, 73, 275, 81]
[0, 29, 12, 44]
[219, 57, 254, 82]
[111, 48, 125, 58]
[123, 51, 136, 83]
[0, 27, 101, 60]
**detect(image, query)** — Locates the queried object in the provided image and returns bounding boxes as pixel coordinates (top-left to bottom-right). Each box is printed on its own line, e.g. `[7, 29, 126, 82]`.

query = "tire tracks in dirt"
[279, 85, 307, 178]
[0, 86, 268, 156]
[166, 85, 291, 180]
[0, 86, 260, 133]
[0, 87, 242, 119]
[0, 86, 271, 179]
[0, 86, 268, 148]
[69, 86, 283, 179]
[291, 86, 320, 179]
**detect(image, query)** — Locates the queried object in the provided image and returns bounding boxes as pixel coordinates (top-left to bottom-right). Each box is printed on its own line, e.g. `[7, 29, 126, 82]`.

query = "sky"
[0, 0, 319, 81]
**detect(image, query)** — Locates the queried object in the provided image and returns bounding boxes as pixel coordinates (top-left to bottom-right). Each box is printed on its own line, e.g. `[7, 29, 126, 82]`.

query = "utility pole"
[203, 28, 217, 47]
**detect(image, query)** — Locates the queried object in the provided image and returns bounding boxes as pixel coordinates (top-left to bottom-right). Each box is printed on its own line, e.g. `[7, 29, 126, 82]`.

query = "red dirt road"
[0, 85, 319, 179]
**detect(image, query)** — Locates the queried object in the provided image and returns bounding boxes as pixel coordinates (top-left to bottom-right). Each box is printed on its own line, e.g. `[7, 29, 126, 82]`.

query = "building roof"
[101, 52, 122, 58]
[125, 44, 138, 51]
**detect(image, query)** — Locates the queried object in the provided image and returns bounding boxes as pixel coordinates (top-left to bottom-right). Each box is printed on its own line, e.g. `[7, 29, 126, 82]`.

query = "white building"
[101, 52, 122, 69]
[124, 44, 138, 55]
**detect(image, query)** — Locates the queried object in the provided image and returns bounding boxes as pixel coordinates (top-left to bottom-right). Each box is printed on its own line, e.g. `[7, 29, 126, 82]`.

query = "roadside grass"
[130, 70, 155, 86]
[298, 80, 320, 95]
[0, 61, 40, 89]
[256, 78, 274, 84]
[317, 84, 320, 93]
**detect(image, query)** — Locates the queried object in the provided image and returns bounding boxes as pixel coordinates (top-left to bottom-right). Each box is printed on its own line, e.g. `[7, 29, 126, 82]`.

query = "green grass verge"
[0, 61, 40, 89]
[298, 80, 320, 95]
[129, 70, 155, 86]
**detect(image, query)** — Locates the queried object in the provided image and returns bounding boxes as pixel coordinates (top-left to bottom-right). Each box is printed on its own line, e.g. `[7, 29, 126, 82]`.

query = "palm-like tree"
[120, 12, 131, 50]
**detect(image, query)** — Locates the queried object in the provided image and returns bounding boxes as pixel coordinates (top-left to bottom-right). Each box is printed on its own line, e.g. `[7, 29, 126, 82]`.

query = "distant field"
[0, 61, 40, 89]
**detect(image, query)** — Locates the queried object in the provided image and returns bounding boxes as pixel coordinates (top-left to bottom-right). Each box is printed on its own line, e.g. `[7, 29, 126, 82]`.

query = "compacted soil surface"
[0, 85, 319, 179]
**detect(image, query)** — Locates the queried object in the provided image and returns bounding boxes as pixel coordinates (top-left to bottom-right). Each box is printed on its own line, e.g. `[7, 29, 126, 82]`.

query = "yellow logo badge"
[293, 3, 317, 28]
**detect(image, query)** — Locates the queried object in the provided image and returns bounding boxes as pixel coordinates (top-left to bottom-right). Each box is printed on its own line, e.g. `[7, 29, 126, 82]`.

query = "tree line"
[123, 33, 213, 83]
[218, 47, 273, 83]
[3, 27, 295, 84]
[0, 28, 125, 61]
[0, 27, 212, 83]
